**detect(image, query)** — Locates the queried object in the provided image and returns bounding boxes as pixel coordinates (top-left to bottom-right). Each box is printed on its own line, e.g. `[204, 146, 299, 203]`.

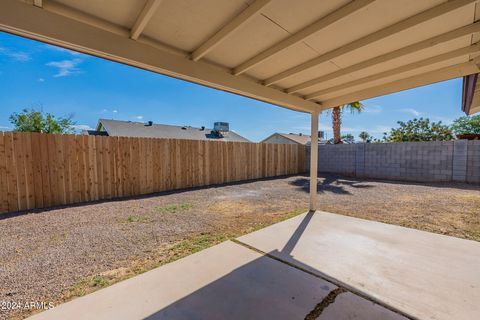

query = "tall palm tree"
[332, 101, 364, 144]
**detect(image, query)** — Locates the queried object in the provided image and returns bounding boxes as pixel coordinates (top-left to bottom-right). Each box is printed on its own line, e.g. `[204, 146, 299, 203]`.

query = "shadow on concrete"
[141, 212, 409, 320]
[281, 211, 314, 255]
[289, 174, 374, 195]
[143, 251, 333, 320]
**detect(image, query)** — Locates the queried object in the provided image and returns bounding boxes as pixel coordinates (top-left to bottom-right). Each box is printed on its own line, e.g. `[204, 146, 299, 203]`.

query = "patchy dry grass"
[316, 178, 480, 242]
[155, 203, 193, 214]
[49, 232, 68, 245]
[126, 215, 151, 223]
[208, 200, 264, 214]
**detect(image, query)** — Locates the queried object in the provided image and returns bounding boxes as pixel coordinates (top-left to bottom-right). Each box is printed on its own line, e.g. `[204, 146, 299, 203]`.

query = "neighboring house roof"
[92, 119, 251, 142]
[81, 130, 108, 136]
[261, 132, 329, 145]
[261, 133, 311, 145]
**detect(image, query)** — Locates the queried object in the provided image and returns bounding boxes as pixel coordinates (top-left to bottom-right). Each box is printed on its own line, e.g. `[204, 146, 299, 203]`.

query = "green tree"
[9, 108, 75, 134]
[358, 131, 370, 142]
[383, 118, 453, 142]
[451, 115, 480, 135]
[332, 102, 364, 144]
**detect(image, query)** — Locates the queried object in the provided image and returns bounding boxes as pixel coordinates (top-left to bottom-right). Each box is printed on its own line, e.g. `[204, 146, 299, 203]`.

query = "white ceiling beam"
[233, 0, 375, 75]
[42, 0, 187, 57]
[33, 0, 42, 8]
[191, 0, 272, 62]
[42, 0, 129, 37]
[265, 0, 477, 86]
[320, 60, 480, 109]
[288, 22, 480, 94]
[306, 44, 480, 100]
[130, 0, 162, 40]
[0, 0, 319, 113]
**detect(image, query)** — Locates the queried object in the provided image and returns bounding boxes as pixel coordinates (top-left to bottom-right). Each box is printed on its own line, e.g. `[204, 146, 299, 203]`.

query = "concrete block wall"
[307, 140, 479, 184]
[467, 141, 480, 183]
[452, 140, 468, 182]
[355, 143, 365, 177]
[364, 141, 454, 182]
[317, 144, 356, 175]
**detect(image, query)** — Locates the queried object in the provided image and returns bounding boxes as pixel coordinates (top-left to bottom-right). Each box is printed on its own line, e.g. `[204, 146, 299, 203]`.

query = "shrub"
[451, 115, 480, 135]
[383, 118, 453, 142]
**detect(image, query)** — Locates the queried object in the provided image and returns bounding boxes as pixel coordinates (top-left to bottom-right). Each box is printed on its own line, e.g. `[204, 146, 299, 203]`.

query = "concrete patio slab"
[319, 292, 407, 320]
[237, 211, 480, 320]
[29, 240, 338, 320]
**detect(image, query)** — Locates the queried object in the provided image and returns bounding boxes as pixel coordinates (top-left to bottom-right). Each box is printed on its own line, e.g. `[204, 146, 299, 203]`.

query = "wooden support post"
[309, 111, 319, 212]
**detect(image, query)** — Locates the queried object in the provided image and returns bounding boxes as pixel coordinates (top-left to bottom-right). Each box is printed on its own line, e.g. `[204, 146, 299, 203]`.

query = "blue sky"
[0, 31, 467, 142]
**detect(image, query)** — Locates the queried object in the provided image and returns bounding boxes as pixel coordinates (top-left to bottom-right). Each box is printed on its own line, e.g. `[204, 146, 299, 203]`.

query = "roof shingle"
[95, 119, 250, 143]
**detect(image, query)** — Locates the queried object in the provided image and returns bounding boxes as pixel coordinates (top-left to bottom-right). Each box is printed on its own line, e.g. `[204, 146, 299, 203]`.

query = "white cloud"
[136, 115, 144, 120]
[431, 116, 455, 124]
[364, 104, 382, 114]
[341, 125, 391, 134]
[0, 47, 31, 62]
[72, 124, 93, 131]
[400, 108, 421, 117]
[295, 124, 391, 134]
[0, 125, 10, 130]
[291, 123, 332, 132]
[319, 123, 332, 131]
[38, 78, 45, 82]
[374, 125, 392, 133]
[9, 52, 30, 62]
[100, 108, 119, 114]
[46, 58, 82, 77]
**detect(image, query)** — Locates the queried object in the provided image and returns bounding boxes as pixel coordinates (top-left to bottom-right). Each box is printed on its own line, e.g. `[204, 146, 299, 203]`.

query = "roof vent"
[181, 126, 187, 130]
[144, 121, 153, 126]
[200, 126, 205, 131]
[299, 133, 302, 136]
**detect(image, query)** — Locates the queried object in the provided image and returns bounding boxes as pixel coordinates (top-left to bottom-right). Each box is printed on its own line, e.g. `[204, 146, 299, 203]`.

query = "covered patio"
[1, 0, 480, 319]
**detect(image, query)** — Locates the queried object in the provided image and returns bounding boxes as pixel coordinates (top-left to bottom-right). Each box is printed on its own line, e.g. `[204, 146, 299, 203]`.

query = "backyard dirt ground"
[1, 174, 479, 319]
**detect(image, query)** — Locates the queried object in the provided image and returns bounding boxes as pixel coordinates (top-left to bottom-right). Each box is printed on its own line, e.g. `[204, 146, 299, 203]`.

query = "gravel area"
[1, 174, 479, 319]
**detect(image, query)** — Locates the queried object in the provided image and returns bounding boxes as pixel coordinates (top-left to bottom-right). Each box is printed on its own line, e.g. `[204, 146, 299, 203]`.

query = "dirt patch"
[0, 174, 478, 319]
[208, 200, 268, 215]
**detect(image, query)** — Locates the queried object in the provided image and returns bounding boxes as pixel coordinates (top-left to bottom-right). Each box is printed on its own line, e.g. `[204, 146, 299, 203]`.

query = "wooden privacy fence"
[0, 132, 306, 213]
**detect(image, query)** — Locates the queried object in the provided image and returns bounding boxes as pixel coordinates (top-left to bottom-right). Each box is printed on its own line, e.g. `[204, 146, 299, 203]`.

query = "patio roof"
[1, 0, 480, 114]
